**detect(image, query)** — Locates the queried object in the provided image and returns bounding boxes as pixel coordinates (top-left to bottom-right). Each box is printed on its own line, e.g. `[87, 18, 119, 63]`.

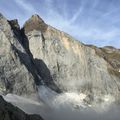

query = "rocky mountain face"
[0, 13, 120, 119]
[0, 95, 43, 120]
[22, 14, 120, 103]
[0, 14, 43, 97]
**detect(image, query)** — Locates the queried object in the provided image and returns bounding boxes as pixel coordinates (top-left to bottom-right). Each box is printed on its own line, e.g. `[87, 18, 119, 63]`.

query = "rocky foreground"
[0, 13, 120, 120]
[0, 95, 43, 120]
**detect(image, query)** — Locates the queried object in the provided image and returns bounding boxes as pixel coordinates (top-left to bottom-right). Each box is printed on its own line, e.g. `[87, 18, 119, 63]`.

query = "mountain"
[22, 14, 120, 103]
[0, 13, 120, 119]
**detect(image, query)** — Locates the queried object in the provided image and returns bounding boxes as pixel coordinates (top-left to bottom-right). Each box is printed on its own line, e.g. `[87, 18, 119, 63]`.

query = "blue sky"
[0, 0, 120, 48]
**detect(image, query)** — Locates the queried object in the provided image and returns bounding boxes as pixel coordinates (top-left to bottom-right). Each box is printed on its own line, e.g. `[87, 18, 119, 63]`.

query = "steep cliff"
[0, 13, 42, 97]
[22, 14, 120, 103]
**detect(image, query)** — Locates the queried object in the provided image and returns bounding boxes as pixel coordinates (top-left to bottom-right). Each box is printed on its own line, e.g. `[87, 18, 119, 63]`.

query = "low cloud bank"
[2, 85, 120, 120]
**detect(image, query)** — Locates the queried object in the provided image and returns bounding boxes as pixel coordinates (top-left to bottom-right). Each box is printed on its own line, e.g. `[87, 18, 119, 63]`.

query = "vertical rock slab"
[0, 14, 40, 97]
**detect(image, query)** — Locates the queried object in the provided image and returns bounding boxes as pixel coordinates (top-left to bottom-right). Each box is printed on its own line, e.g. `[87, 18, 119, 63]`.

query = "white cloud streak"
[10, 0, 120, 48]
[69, 7, 83, 24]
[13, 0, 36, 14]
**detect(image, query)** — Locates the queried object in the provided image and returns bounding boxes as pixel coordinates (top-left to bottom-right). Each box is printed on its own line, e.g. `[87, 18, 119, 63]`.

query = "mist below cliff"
[38, 85, 120, 120]
[2, 85, 120, 120]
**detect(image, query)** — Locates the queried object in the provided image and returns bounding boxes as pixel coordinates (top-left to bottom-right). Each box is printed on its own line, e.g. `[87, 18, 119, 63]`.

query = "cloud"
[13, 0, 36, 14]
[42, 0, 120, 48]
[69, 7, 83, 24]
[12, 0, 38, 26]
[41, 0, 119, 47]
[1, 0, 119, 48]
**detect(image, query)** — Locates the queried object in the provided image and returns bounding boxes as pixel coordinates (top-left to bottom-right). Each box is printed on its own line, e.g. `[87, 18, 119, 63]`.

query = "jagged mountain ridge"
[0, 13, 120, 105]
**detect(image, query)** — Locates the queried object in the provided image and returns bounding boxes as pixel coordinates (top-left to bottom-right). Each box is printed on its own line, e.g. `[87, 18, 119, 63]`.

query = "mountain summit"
[23, 14, 48, 34]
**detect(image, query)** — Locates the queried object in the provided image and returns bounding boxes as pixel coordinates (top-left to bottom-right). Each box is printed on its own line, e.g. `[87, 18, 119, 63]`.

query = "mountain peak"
[8, 19, 20, 30]
[30, 14, 43, 21]
[23, 14, 48, 34]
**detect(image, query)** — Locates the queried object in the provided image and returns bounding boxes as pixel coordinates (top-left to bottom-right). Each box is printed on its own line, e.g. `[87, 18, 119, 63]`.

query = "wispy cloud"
[39, 0, 120, 47]
[0, 0, 119, 48]
[13, 0, 36, 14]
[43, 0, 120, 48]
[69, 7, 83, 24]
[12, 0, 37, 25]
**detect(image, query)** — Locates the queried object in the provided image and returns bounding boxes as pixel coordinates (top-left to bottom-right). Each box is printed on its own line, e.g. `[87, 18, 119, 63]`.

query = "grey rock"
[0, 13, 41, 97]
[23, 15, 120, 103]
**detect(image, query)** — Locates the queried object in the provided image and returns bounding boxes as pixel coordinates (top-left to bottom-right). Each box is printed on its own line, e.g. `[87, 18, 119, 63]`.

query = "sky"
[0, 0, 120, 48]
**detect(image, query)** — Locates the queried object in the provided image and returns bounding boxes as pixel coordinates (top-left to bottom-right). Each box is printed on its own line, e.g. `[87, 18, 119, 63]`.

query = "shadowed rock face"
[0, 13, 120, 105]
[0, 96, 43, 120]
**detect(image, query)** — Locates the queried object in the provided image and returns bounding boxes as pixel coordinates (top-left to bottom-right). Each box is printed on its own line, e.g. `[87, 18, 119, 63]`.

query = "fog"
[3, 85, 120, 120]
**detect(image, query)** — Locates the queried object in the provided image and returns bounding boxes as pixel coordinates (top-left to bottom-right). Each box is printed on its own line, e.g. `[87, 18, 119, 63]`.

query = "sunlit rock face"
[22, 14, 120, 104]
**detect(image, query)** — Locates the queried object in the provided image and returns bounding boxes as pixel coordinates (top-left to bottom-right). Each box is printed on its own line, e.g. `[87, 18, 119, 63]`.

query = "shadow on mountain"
[34, 59, 61, 92]
[34, 59, 53, 83]
[11, 44, 61, 93]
